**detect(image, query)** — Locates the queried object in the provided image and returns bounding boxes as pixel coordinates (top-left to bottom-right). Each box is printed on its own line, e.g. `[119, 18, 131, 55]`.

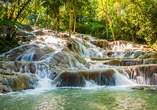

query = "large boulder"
[56, 71, 86, 87]
[83, 36, 90, 42]
[15, 47, 50, 61]
[0, 70, 38, 93]
[104, 60, 120, 66]
[54, 69, 116, 87]
[21, 24, 34, 32]
[47, 51, 89, 69]
[138, 52, 157, 59]
[33, 30, 45, 36]
[91, 40, 108, 50]
[118, 65, 157, 85]
[0, 44, 39, 61]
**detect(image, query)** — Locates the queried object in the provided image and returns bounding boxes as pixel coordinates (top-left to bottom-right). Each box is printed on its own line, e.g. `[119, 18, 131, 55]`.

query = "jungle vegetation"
[0, 0, 157, 51]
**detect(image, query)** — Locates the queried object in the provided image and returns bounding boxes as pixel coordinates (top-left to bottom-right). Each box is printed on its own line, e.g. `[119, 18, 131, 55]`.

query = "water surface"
[1, 86, 157, 110]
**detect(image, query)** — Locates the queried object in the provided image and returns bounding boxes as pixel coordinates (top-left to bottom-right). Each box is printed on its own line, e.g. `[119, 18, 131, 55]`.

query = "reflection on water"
[0, 87, 157, 110]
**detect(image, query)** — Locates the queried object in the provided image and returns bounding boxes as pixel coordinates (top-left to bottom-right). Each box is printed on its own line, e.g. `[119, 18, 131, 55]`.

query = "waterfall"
[1, 25, 155, 94]
[113, 69, 136, 86]
[72, 38, 104, 58]
[15, 49, 35, 61]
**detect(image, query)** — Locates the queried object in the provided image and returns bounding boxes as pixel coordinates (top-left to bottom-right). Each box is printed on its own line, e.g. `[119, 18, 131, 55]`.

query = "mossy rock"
[130, 86, 157, 91]
[0, 73, 38, 93]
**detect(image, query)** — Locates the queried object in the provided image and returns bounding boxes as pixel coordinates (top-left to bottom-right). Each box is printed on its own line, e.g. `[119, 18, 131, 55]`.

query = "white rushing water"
[113, 69, 136, 86]
[0, 26, 143, 94]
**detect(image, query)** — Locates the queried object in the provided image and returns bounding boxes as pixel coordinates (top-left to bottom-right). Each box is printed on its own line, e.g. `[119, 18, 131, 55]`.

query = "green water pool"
[0, 86, 157, 110]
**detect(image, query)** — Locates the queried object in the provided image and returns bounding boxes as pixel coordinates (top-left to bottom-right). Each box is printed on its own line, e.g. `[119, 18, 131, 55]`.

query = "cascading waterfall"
[2, 25, 154, 94]
[72, 38, 104, 58]
[15, 49, 36, 61]
[1, 25, 157, 110]
[110, 41, 143, 58]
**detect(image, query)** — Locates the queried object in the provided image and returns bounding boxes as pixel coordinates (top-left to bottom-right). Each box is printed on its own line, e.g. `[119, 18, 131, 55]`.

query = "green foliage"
[0, 20, 21, 32]
[0, 35, 18, 53]
[0, 0, 157, 49]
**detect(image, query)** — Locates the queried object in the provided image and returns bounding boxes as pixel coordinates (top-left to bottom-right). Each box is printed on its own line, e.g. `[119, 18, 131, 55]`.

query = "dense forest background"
[0, 0, 157, 50]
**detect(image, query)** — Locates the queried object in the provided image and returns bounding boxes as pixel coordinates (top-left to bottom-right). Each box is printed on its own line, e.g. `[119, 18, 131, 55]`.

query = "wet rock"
[0, 84, 11, 93]
[138, 52, 157, 59]
[150, 73, 157, 85]
[0, 61, 15, 72]
[75, 34, 81, 38]
[56, 71, 86, 87]
[90, 58, 111, 61]
[130, 86, 157, 91]
[123, 65, 157, 85]
[0, 69, 14, 75]
[133, 51, 144, 58]
[91, 40, 108, 50]
[62, 33, 69, 38]
[54, 69, 117, 87]
[88, 69, 115, 85]
[143, 58, 157, 64]
[14, 61, 31, 73]
[119, 59, 143, 66]
[29, 63, 36, 74]
[15, 47, 50, 61]
[78, 70, 90, 80]
[49, 52, 89, 69]
[104, 60, 120, 66]
[83, 36, 90, 42]
[0, 44, 39, 61]
[16, 30, 36, 42]
[39, 37, 46, 41]
[89, 69, 101, 85]
[101, 69, 115, 85]
[21, 24, 34, 32]
[33, 30, 45, 35]
[55, 33, 69, 38]
[0, 73, 38, 93]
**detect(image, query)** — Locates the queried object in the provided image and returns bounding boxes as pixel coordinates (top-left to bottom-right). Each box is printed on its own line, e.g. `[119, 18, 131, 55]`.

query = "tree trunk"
[20, 4, 34, 23]
[5, 2, 8, 20]
[54, 18, 57, 32]
[73, 14, 76, 34]
[106, 22, 108, 40]
[108, 18, 115, 41]
[101, 0, 115, 41]
[149, 0, 157, 11]
[34, 0, 37, 25]
[69, 1, 72, 37]
[14, 0, 32, 21]
[57, 5, 60, 33]
[46, 6, 48, 29]
[34, 13, 40, 26]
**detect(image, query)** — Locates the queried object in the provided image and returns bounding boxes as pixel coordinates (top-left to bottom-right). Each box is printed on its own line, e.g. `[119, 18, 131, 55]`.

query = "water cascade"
[0, 25, 157, 94]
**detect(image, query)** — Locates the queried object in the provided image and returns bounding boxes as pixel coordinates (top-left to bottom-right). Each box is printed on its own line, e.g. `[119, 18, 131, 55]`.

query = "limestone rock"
[56, 71, 86, 87]
[33, 30, 45, 36]
[15, 47, 50, 61]
[49, 51, 89, 69]
[0, 44, 39, 61]
[138, 52, 157, 59]
[91, 40, 108, 50]
[54, 69, 116, 87]
[83, 36, 90, 42]
[21, 24, 34, 32]
[75, 34, 81, 38]
[0, 72, 38, 93]
[104, 60, 120, 66]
